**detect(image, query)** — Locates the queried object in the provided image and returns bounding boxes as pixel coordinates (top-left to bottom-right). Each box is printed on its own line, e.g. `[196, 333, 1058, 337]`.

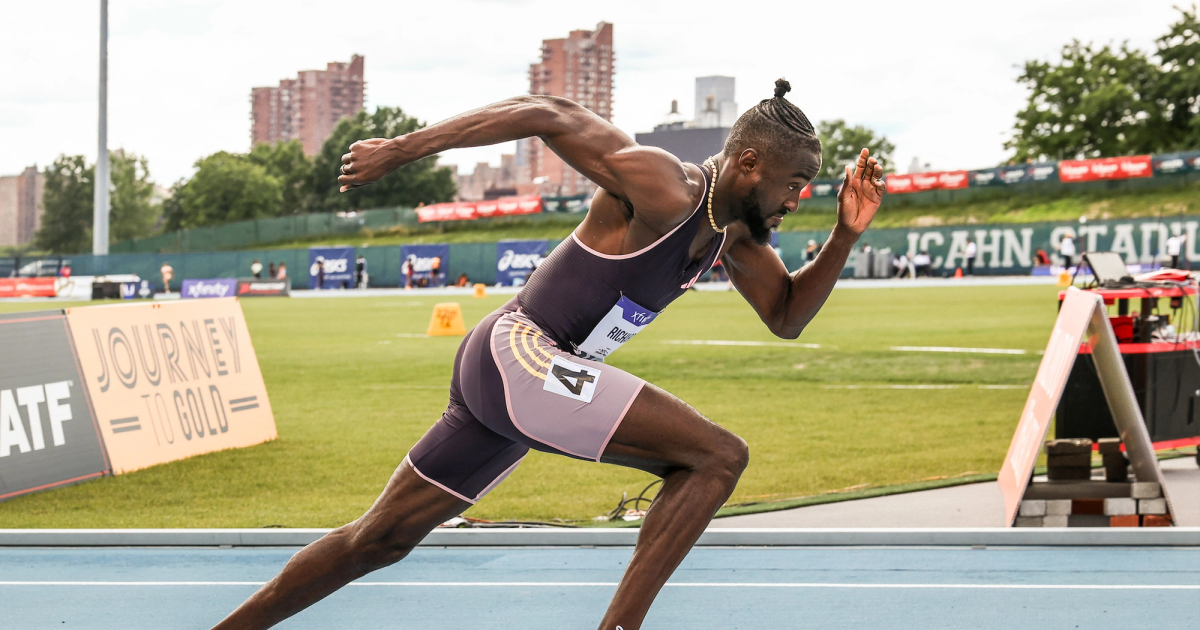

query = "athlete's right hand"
[338, 138, 406, 192]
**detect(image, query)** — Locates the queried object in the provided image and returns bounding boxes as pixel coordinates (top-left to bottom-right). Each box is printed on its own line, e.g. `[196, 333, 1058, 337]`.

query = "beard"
[737, 186, 774, 246]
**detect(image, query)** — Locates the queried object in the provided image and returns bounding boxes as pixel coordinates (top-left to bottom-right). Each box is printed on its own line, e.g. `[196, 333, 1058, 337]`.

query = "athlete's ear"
[737, 148, 758, 174]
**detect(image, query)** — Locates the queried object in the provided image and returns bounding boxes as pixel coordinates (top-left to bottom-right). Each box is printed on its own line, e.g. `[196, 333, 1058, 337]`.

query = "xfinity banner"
[401, 244, 450, 287]
[496, 240, 547, 286]
[180, 278, 237, 299]
[309, 247, 355, 290]
[0, 310, 109, 501]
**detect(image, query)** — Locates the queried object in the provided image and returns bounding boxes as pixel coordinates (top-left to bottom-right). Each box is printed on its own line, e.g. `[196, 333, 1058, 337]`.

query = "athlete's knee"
[700, 431, 749, 488]
[343, 519, 423, 572]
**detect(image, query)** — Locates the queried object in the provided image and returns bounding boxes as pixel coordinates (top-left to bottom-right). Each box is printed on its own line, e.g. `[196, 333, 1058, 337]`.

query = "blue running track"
[2, 546, 1197, 629]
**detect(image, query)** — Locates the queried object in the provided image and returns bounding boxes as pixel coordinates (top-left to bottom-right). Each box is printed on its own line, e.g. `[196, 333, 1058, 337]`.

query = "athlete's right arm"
[337, 96, 691, 210]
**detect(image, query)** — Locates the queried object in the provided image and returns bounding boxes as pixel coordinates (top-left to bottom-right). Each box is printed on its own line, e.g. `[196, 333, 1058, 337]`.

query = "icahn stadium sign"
[0, 298, 276, 499]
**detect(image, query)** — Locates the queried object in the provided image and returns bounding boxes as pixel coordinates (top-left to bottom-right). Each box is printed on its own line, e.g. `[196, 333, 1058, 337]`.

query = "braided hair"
[723, 79, 822, 168]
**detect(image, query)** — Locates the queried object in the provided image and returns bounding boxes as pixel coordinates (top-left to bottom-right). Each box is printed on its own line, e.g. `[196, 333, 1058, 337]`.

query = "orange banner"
[65, 298, 276, 474]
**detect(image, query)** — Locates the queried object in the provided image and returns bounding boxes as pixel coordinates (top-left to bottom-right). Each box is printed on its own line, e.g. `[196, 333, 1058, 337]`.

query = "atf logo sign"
[66, 298, 276, 475]
[0, 311, 108, 501]
[496, 240, 547, 286]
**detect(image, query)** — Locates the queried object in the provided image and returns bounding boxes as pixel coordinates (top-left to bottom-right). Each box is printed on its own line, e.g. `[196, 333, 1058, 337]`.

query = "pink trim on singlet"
[569, 167, 710, 261]
[488, 316, 593, 460]
[595, 380, 645, 462]
[404, 455, 476, 504]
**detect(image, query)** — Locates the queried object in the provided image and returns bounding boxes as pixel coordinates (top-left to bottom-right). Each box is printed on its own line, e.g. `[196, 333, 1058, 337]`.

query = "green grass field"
[0, 285, 1069, 527]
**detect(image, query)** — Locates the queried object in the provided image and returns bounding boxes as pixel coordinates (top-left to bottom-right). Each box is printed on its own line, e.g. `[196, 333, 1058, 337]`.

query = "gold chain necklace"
[703, 157, 724, 233]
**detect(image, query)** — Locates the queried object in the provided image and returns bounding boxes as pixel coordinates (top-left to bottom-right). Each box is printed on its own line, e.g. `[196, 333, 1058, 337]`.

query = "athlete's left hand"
[835, 148, 885, 236]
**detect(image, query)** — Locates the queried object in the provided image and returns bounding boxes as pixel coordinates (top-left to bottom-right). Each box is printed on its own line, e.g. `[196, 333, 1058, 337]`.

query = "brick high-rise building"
[0, 166, 45, 248]
[525, 22, 614, 197]
[251, 55, 365, 155]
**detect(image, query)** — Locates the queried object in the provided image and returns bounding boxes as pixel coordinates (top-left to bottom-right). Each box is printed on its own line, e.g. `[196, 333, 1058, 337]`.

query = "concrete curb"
[0, 527, 1195, 547]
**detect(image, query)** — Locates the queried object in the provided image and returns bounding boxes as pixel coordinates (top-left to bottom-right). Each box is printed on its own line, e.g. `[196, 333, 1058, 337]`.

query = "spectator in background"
[315, 257, 326, 289]
[430, 256, 442, 288]
[1058, 231, 1076, 270]
[710, 258, 728, 282]
[892, 253, 910, 278]
[913, 250, 931, 277]
[59, 263, 72, 278]
[1166, 233, 1185, 269]
[277, 262, 288, 280]
[356, 254, 368, 289]
[268, 262, 276, 279]
[251, 259, 263, 278]
[965, 238, 977, 276]
[805, 240, 818, 264]
[402, 255, 415, 289]
[1035, 249, 1051, 266]
[456, 273, 470, 287]
[160, 262, 174, 293]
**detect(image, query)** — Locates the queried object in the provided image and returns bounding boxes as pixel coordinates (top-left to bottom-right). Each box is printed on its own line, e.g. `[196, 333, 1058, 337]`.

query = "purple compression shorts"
[406, 301, 645, 504]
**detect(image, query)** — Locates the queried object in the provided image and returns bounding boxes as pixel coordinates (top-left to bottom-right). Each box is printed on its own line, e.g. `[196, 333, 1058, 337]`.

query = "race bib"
[575, 295, 659, 361]
[543, 355, 601, 403]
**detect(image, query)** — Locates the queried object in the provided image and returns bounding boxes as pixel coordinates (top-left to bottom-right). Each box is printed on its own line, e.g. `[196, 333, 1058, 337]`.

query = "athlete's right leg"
[210, 458, 470, 630]
[596, 382, 750, 630]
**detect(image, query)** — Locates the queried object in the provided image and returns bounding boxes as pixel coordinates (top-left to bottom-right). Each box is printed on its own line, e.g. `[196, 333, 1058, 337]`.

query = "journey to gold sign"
[0, 298, 276, 499]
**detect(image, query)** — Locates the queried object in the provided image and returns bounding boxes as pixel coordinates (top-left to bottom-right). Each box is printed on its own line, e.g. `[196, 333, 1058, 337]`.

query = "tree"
[249, 140, 311, 215]
[309, 106, 456, 212]
[1007, 5, 1199, 161]
[108, 149, 159, 242]
[815, 120, 895, 180]
[1153, 4, 1200, 152]
[1006, 42, 1160, 161]
[163, 152, 282, 231]
[34, 151, 159, 253]
[35, 155, 93, 254]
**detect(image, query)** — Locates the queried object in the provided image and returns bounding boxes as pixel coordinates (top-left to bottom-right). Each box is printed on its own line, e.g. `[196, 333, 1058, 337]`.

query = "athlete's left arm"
[724, 150, 885, 339]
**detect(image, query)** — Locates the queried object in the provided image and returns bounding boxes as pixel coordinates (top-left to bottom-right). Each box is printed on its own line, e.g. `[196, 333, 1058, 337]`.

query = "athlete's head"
[721, 79, 822, 245]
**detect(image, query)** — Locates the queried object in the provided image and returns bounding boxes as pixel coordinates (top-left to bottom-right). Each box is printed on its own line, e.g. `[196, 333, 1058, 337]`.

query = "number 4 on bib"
[543, 355, 601, 403]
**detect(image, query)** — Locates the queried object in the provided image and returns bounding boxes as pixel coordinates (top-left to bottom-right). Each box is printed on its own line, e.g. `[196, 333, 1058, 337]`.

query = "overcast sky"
[0, 0, 1187, 185]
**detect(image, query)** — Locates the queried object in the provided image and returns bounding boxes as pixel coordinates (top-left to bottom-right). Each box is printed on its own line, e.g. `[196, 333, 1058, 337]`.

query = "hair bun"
[773, 78, 791, 99]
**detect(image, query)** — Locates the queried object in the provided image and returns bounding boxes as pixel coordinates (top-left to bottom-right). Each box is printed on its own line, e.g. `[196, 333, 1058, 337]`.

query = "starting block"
[427, 302, 467, 336]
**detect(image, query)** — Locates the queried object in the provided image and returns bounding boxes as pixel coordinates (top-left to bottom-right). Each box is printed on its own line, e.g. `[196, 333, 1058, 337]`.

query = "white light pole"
[93, 0, 110, 255]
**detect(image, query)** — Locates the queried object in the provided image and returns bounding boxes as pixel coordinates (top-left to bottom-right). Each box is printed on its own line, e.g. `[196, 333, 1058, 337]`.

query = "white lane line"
[662, 340, 822, 349]
[1, 581, 1194, 590]
[890, 346, 1029, 355]
[821, 384, 1028, 390]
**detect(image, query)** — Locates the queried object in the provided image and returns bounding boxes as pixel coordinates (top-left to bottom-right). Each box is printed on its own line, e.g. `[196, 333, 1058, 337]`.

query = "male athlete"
[214, 79, 884, 630]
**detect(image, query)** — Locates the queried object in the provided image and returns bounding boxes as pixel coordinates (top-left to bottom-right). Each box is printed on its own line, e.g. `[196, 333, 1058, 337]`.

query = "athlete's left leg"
[209, 459, 470, 630]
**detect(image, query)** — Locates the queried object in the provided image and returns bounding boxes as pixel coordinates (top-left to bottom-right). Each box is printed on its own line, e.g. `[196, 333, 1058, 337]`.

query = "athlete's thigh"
[599, 382, 745, 477]
[354, 458, 472, 545]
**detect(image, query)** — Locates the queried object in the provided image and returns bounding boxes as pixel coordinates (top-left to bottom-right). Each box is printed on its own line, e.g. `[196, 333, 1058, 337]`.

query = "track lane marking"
[1, 581, 1194, 589]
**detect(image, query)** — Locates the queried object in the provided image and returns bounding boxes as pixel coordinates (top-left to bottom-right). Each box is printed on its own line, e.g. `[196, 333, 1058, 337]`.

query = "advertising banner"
[809, 180, 842, 197]
[308, 247, 355, 290]
[886, 170, 969, 194]
[236, 279, 290, 297]
[1152, 151, 1200, 175]
[400, 244, 450, 287]
[0, 310, 109, 501]
[969, 163, 1058, 187]
[495, 240, 547, 286]
[0, 277, 57, 298]
[1059, 155, 1153, 182]
[180, 278, 237, 299]
[65, 298, 276, 475]
[417, 195, 542, 223]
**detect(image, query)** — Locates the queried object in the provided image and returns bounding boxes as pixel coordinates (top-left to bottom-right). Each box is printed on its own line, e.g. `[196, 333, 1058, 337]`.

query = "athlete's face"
[738, 150, 820, 244]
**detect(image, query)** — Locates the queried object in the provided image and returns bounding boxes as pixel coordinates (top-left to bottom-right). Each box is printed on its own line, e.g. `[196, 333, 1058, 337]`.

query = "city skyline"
[0, 1, 1186, 185]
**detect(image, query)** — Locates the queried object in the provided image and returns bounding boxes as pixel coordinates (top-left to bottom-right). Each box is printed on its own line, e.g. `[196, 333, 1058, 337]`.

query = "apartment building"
[250, 55, 366, 155]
